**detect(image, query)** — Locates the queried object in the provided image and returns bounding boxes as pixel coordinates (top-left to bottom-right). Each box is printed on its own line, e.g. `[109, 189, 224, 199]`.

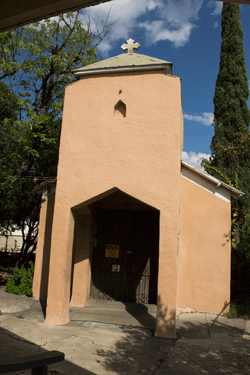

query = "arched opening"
[89, 190, 159, 304]
[114, 100, 126, 118]
[70, 189, 159, 310]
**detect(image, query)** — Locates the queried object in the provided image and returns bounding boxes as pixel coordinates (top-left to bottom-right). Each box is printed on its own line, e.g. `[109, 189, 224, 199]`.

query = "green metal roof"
[73, 53, 173, 78]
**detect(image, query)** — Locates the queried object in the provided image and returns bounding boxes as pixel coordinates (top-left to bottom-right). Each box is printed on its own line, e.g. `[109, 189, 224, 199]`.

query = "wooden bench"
[0, 350, 64, 374]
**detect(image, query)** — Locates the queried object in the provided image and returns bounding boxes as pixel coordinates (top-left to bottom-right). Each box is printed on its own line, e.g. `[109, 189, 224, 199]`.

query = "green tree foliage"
[0, 82, 20, 120]
[0, 30, 23, 80]
[202, 3, 250, 302]
[5, 261, 34, 296]
[203, 3, 250, 225]
[0, 12, 108, 266]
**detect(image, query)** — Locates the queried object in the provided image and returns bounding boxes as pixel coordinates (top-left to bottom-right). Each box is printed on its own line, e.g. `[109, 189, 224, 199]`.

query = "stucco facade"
[178, 164, 232, 315]
[33, 47, 242, 339]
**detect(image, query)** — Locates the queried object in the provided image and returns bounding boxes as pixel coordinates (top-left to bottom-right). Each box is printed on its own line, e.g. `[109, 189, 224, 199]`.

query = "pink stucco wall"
[178, 168, 231, 314]
[44, 70, 183, 338]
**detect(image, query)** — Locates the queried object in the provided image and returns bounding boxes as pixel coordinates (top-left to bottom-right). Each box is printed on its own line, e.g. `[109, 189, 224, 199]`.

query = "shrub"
[225, 301, 250, 319]
[5, 261, 34, 297]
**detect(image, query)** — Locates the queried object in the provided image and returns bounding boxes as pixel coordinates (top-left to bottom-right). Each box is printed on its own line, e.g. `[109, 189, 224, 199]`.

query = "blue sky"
[78, 0, 250, 169]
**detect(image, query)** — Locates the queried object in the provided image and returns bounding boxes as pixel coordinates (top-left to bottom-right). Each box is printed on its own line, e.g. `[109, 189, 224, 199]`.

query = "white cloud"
[81, 0, 204, 54]
[139, 20, 195, 48]
[213, 21, 218, 28]
[148, 1, 158, 11]
[184, 112, 214, 126]
[139, 0, 202, 47]
[182, 151, 210, 170]
[211, 1, 223, 15]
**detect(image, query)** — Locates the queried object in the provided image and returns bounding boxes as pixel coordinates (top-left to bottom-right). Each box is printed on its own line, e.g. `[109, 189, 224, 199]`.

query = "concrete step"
[71, 299, 157, 329]
[85, 299, 157, 313]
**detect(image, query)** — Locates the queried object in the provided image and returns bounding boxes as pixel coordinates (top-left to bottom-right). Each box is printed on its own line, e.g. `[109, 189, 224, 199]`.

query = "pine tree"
[204, 2, 250, 225]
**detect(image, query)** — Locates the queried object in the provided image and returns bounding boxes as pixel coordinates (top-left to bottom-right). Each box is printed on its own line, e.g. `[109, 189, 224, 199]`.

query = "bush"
[5, 261, 34, 297]
[225, 301, 250, 319]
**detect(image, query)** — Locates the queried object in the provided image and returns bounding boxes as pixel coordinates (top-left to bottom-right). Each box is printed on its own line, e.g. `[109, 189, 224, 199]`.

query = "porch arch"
[70, 188, 160, 308]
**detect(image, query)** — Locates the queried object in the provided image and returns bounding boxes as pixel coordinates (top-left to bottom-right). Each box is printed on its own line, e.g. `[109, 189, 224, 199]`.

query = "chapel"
[33, 39, 242, 338]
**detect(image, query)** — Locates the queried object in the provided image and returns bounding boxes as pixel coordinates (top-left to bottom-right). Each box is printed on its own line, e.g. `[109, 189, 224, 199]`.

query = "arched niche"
[114, 100, 126, 118]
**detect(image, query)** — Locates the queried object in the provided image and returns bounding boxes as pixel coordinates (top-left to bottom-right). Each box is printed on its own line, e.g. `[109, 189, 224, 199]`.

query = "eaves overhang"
[181, 160, 244, 200]
[74, 64, 173, 78]
[73, 53, 173, 78]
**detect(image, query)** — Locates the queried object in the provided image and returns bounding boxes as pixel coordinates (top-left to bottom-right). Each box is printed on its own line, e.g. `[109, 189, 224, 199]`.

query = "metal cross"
[121, 38, 140, 54]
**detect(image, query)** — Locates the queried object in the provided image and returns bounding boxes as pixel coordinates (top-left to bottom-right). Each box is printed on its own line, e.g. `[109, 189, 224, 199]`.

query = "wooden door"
[90, 210, 159, 304]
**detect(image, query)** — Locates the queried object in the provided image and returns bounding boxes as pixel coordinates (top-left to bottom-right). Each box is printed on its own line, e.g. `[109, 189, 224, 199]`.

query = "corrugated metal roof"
[73, 53, 172, 77]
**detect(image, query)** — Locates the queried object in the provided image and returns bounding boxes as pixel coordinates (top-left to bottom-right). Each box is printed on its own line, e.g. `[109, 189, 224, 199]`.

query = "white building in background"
[0, 230, 23, 252]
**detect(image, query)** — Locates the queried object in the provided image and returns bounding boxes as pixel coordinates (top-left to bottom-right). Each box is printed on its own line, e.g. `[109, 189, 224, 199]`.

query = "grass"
[225, 301, 250, 319]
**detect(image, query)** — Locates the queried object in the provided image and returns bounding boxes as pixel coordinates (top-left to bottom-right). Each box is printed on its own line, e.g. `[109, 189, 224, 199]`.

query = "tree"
[203, 2, 250, 301]
[0, 82, 38, 266]
[0, 30, 23, 81]
[203, 3, 250, 231]
[0, 12, 109, 266]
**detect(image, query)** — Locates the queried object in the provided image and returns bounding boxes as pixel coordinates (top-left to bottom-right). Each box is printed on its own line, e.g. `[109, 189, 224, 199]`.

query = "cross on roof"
[121, 38, 140, 54]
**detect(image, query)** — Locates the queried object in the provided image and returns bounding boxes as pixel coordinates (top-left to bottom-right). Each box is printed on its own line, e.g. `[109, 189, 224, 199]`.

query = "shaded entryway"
[90, 209, 159, 304]
[70, 188, 160, 311]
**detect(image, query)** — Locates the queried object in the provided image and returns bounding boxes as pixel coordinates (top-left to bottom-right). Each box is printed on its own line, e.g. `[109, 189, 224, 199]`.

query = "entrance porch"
[70, 189, 160, 309]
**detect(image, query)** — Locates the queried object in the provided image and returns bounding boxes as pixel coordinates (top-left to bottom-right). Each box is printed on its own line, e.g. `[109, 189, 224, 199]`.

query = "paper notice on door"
[105, 244, 119, 258]
[112, 264, 120, 272]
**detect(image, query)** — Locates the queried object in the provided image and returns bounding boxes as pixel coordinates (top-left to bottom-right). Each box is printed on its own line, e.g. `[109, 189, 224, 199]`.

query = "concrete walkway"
[1, 285, 250, 374]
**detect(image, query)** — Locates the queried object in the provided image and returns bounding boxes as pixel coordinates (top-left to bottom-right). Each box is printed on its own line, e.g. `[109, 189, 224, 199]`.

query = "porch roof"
[0, 0, 111, 32]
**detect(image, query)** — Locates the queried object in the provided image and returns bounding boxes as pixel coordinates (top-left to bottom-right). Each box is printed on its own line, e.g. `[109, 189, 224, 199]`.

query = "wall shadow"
[0, 325, 95, 375]
[39, 192, 55, 301]
[96, 299, 250, 375]
[2, 299, 248, 375]
[39, 299, 46, 319]
[122, 302, 156, 329]
[176, 313, 249, 342]
[96, 301, 176, 375]
[97, 329, 175, 375]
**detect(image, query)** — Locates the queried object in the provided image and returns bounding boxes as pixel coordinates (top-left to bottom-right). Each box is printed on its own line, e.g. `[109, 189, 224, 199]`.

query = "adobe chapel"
[33, 39, 242, 338]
